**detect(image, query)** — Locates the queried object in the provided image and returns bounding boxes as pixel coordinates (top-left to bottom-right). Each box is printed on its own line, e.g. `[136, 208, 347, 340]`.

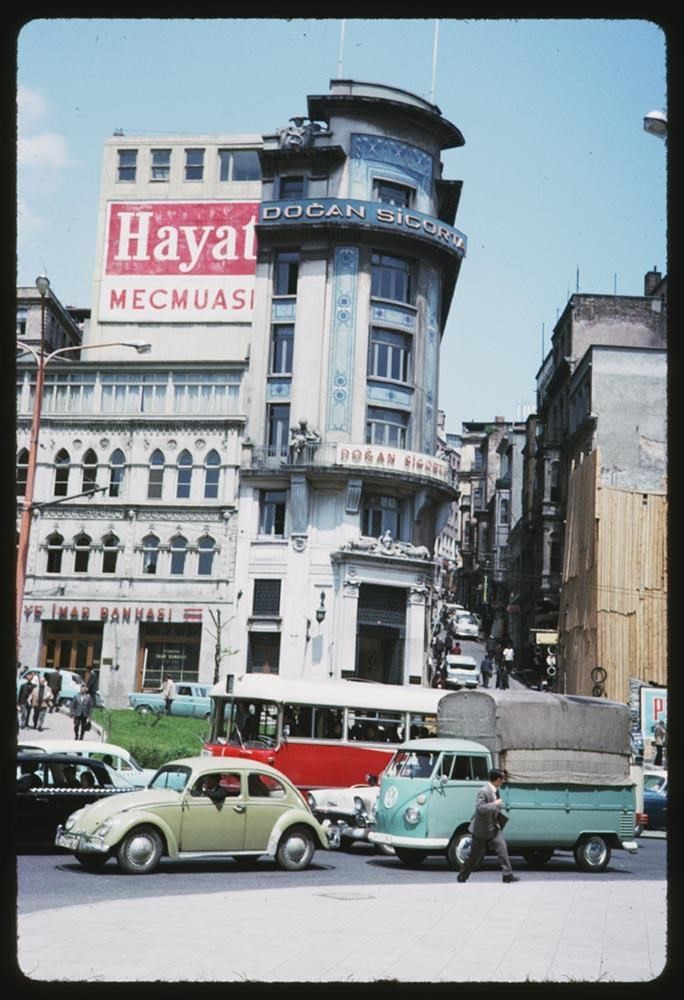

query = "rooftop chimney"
[644, 268, 662, 296]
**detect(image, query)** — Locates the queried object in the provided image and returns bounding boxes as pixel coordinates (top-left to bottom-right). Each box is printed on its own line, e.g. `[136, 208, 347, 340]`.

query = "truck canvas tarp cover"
[437, 689, 631, 786]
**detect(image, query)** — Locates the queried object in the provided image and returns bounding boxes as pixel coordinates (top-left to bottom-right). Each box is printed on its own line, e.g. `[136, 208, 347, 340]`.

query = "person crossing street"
[457, 767, 520, 883]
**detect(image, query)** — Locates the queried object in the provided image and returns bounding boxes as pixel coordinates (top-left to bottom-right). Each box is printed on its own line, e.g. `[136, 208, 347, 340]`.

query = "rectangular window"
[246, 632, 280, 674]
[42, 373, 96, 415]
[366, 406, 408, 448]
[101, 373, 168, 414]
[218, 148, 261, 181]
[184, 148, 204, 181]
[150, 148, 171, 181]
[252, 579, 281, 616]
[374, 179, 412, 207]
[270, 324, 294, 375]
[368, 327, 411, 383]
[16, 307, 27, 338]
[371, 252, 412, 304]
[117, 149, 137, 182]
[172, 372, 241, 415]
[273, 251, 299, 296]
[267, 403, 290, 458]
[259, 490, 287, 536]
[362, 494, 404, 539]
[280, 175, 305, 199]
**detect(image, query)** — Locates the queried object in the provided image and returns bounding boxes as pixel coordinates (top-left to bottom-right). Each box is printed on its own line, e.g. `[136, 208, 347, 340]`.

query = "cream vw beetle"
[55, 756, 330, 873]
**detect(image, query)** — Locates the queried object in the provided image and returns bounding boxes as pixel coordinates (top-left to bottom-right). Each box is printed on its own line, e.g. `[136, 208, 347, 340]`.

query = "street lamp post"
[15, 288, 150, 661]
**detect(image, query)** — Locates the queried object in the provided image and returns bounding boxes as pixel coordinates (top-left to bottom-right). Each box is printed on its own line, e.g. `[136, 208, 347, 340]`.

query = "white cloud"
[17, 85, 48, 130]
[18, 131, 72, 168]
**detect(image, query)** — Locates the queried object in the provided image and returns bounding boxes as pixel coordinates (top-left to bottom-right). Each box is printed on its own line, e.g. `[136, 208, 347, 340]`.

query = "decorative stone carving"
[277, 116, 322, 150]
[291, 535, 307, 553]
[338, 533, 431, 560]
[289, 419, 321, 461]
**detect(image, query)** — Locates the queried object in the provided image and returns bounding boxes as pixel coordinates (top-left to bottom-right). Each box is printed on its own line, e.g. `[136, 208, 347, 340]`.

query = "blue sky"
[16, 17, 667, 431]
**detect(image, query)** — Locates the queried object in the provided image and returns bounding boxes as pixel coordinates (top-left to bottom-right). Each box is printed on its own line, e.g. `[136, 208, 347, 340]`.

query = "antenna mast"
[337, 19, 346, 78]
[430, 19, 440, 103]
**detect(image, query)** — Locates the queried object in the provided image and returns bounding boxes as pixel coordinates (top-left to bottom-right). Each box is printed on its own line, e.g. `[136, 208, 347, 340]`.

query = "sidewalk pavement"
[16, 709, 668, 984]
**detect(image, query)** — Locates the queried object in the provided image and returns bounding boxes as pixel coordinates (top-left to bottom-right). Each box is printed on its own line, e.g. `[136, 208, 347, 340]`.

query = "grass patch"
[92, 708, 209, 770]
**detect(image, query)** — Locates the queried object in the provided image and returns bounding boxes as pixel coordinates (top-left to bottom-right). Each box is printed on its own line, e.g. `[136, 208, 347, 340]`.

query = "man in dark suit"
[457, 767, 520, 883]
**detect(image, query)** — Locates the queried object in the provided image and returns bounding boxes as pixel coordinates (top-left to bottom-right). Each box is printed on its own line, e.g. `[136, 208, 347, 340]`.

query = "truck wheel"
[116, 826, 163, 874]
[276, 825, 316, 871]
[394, 847, 428, 867]
[521, 848, 554, 867]
[573, 835, 611, 872]
[446, 831, 472, 871]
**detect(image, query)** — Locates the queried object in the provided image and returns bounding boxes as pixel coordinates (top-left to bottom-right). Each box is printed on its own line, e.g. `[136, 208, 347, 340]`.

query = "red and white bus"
[203, 674, 446, 791]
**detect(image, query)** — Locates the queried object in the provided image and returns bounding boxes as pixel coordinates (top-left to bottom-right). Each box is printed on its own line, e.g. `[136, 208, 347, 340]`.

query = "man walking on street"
[160, 674, 176, 715]
[47, 666, 62, 712]
[457, 768, 520, 883]
[28, 674, 53, 730]
[70, 683, 93, 740]
[17, 671, 36, 729]
[480, 653, 493, 688]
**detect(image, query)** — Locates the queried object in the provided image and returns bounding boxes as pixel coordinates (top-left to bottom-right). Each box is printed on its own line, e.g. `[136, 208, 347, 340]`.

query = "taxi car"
[16, 753, 134, 848]
[55, 756, 330, 874]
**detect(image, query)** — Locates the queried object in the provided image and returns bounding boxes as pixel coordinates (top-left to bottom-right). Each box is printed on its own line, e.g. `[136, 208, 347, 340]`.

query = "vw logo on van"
[383, 785, 399, 809]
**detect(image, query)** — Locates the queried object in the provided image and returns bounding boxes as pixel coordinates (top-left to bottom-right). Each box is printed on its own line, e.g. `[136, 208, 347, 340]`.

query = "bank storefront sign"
[260, 199, 467, 258]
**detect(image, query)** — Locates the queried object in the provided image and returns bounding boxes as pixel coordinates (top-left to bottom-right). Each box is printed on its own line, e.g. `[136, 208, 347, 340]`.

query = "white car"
[307, 783, 381, 849]
[453, 613, 480, 639]
[15, 738, 156, 788]
[443, 654, 479, 689]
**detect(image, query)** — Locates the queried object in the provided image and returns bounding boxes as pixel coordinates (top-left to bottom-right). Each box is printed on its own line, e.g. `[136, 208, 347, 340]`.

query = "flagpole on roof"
[430, 19, 440, 104]
[337, 19, 346, 78]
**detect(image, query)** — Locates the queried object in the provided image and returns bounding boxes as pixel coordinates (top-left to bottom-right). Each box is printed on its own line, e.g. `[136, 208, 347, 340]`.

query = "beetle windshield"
[148, 765, 191, 791]
[385, 750, 438, 779]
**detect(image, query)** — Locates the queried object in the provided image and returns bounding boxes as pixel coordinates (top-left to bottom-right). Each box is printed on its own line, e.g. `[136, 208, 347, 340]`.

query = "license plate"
[372, 832, 392, 844]
[56, 832, 79, 850]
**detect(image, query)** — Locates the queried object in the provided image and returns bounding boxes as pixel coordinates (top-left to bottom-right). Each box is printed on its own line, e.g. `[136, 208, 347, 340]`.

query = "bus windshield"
[213, 698, 279, 746]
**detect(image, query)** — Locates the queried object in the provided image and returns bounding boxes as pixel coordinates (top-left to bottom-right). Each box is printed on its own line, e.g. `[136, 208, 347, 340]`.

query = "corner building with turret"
[17, 80, 467, 701]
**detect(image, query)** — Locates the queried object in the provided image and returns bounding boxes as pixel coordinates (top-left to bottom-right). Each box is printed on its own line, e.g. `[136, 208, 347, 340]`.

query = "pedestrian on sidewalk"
[46, 666, 62, 712]
[457, 768, 520, 883]
[480, 654, 493, 688]
[160, 674, 176, 715]
[28, 674, 53, 730]
[653, 719, 667, 767]
[70, 684, 94, 740]
[17, 671, 36, 729]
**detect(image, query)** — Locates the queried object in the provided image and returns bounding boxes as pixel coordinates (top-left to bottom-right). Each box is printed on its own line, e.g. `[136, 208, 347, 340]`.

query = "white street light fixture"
[15, 332, 152, 659]
[643, 109, 667, 139]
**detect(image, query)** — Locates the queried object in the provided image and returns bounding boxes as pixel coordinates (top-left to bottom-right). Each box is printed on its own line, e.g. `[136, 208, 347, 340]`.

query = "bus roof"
[211, 674, 446, 714]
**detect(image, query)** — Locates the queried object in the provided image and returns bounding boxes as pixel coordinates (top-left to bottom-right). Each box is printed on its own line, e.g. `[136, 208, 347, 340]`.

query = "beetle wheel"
[116, 825, 163, 874]
[276, 825, 316, 871]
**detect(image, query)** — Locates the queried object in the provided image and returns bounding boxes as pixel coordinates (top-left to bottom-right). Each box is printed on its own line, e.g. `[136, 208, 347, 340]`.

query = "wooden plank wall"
[559, 448, 668, 703]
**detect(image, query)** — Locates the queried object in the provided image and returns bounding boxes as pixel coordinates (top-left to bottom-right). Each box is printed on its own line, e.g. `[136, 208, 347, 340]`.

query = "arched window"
[109, 449, 126, 498]
[102, 532, 120, 574]
[148, 449, 165, 499]
[176, 449, 193, 499]
[54, 449, 70, 497]
[81, 449, 99, 492]
[197, 535, 216, 575]
[73, 532, 92, 573]
[16, 448, 29, 497]
[169, 534, 188, 575]
[204, 449, 220, 499]
[46, 532, 64, 574]
[549, 532, 563, 575]
[142, 533, 160, 575]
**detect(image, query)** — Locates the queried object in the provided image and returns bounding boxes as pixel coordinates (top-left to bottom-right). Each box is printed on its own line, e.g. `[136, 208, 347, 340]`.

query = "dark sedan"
[643, 772, 667, 832]
[16, 752, 135, 848]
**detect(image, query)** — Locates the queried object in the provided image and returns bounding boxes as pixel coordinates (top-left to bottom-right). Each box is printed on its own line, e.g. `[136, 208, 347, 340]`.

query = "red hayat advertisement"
[99, 201, 258, 322]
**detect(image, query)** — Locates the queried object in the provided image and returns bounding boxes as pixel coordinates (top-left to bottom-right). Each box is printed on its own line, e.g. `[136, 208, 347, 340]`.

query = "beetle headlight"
[64, 810, 84, 831]
[404, 806, 422, 825]
[95, 819, 113, 837]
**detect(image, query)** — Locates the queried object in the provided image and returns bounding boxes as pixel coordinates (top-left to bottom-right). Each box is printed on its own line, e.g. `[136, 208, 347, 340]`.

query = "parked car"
[643, 771, 667, 831]
[16, 667, 105, 709]
[16, 739, 156, 788]
[307, 781, 380, 849]
[16, 752, 135, 848]
[128, 682, 211, 719]
[55, 756, 330, 873]
[453, 613, 480, 639]
[443, 654, 479, 689]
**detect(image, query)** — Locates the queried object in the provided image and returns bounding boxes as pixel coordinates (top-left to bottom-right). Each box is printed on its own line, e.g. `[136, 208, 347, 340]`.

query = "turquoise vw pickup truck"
[369, 689, 638, 873]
